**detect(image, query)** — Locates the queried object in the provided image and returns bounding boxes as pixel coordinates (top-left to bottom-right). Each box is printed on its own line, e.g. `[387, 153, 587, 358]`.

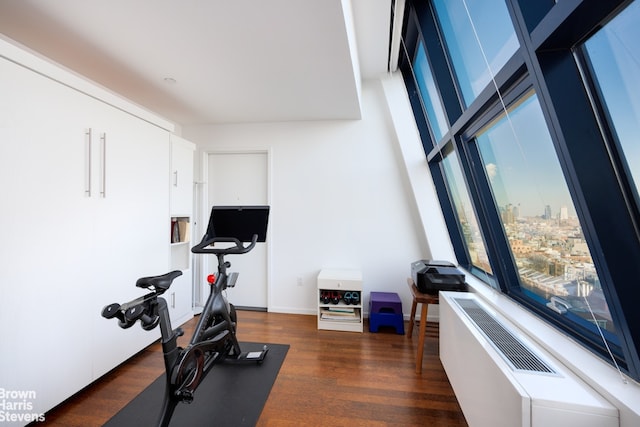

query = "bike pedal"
[175, 389, 194, 404]
[227, 272, 239, 288]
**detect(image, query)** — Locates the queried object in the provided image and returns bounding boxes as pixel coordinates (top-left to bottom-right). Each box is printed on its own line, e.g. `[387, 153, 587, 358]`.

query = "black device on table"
[102, 205, 270, 427]
[411, 259, 467, 294]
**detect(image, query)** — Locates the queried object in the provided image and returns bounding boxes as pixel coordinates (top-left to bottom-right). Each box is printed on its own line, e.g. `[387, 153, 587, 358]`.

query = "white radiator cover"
[439, 291, 618, 427]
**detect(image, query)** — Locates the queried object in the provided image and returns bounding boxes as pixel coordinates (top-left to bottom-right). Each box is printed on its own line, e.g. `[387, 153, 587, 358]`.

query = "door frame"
[193, 148, 272, 311]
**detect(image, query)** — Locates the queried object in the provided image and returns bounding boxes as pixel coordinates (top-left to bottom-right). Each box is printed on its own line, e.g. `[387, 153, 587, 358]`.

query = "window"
[475, 91, 614, 334]
[584, 1, 640, 206]
[414, 41, 449, 143]
[441, 148, 493, 276]
[400, 0, 640, 380]
[432, 0, 519, 106]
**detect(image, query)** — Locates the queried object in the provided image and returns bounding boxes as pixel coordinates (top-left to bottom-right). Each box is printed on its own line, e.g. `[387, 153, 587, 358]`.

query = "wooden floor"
[40, 311, 467, 426]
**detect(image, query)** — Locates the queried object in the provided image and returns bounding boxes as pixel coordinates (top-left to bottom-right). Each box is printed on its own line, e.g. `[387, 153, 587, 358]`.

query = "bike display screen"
[205, 205, 270, 242]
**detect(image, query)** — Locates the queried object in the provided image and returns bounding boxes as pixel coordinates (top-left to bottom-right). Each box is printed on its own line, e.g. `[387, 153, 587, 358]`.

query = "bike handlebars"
[191, 233, 259, 255]
[102, 271, 183, 331]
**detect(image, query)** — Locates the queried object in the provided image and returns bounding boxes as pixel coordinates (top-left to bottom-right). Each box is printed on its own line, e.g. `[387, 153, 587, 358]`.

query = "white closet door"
[0, 55, 171, 416]
[0, 57, 94, 415]
[207, 152, 269, 309]
[170, 135, 195, 216]
[89, 101, 170, 379]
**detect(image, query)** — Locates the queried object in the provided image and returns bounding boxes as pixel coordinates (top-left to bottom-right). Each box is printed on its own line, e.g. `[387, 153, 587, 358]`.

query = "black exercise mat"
[105, 342, 289, 427]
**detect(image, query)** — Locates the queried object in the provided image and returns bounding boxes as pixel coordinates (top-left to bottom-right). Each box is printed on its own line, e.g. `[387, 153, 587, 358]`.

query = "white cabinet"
[0, 48, 171, 419]
[169, 135, 196, 326]
[0, 56, 96, 416]
[170, 134, 195, 216]
[317, 269, 363, 332]
[89, 108, 170, 380]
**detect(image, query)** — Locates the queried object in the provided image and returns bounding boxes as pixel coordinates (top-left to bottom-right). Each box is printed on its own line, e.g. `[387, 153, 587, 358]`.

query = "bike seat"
[136, 270, 183, 291]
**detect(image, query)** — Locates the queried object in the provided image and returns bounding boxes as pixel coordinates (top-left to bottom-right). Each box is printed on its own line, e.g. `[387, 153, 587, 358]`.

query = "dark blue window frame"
[400, 0, 640, 380]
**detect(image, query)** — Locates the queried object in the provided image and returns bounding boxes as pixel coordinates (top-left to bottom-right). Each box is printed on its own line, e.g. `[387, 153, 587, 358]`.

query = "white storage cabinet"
[169, 134, 196, 325]
[0, 39, 173, 420]
[317, 269, 363, 332]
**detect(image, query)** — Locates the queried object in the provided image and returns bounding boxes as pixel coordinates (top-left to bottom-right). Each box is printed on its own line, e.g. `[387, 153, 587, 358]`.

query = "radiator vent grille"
[454, 298, 556, 374]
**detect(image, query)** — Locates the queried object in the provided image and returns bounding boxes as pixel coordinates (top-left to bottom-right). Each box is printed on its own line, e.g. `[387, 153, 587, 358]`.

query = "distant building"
[560, 205, 569, 221]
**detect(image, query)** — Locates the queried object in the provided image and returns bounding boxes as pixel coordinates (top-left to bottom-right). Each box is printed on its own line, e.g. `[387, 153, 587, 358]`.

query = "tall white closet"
[0, 37, 191, 421]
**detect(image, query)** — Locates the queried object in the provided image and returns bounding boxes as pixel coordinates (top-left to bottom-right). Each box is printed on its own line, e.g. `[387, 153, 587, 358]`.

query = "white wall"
[379, 75, 456, 262]
[184, 76, 446, 316]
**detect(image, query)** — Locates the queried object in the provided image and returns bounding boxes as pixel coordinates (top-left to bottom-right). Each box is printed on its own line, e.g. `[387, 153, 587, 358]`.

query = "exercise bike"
[102, 206, 270, 427]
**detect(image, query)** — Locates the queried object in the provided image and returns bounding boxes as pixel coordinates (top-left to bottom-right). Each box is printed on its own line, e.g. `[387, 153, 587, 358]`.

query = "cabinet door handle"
[85, 128, 92, 197]
[173, 170, 178, 187]
[100, 132, 106, 198]
[171, 292, 176, 308]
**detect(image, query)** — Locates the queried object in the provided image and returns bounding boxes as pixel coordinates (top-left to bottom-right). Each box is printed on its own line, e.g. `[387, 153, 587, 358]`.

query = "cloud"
[486, 163, 498, 181]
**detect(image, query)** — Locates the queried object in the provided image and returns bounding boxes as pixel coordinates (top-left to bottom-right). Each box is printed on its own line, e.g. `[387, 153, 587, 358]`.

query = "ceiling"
[0, 0, 396, 126]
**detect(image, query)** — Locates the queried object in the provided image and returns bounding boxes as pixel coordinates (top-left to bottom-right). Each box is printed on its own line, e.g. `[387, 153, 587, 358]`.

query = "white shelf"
[171, 217, 190, 244]
[168, 136, 195, 326]
[170, 217, 191, 271]
[317, 269, 363, 332]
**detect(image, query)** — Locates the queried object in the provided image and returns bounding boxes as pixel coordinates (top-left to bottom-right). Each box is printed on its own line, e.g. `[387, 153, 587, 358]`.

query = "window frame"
[400, 0, 640, 380]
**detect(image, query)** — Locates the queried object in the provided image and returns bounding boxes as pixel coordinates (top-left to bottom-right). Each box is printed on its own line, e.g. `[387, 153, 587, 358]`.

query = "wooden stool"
[407, 278, 439, 374]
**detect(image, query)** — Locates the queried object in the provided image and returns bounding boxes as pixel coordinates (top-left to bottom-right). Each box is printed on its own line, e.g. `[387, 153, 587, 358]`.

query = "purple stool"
[369, 292, 404, 334]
